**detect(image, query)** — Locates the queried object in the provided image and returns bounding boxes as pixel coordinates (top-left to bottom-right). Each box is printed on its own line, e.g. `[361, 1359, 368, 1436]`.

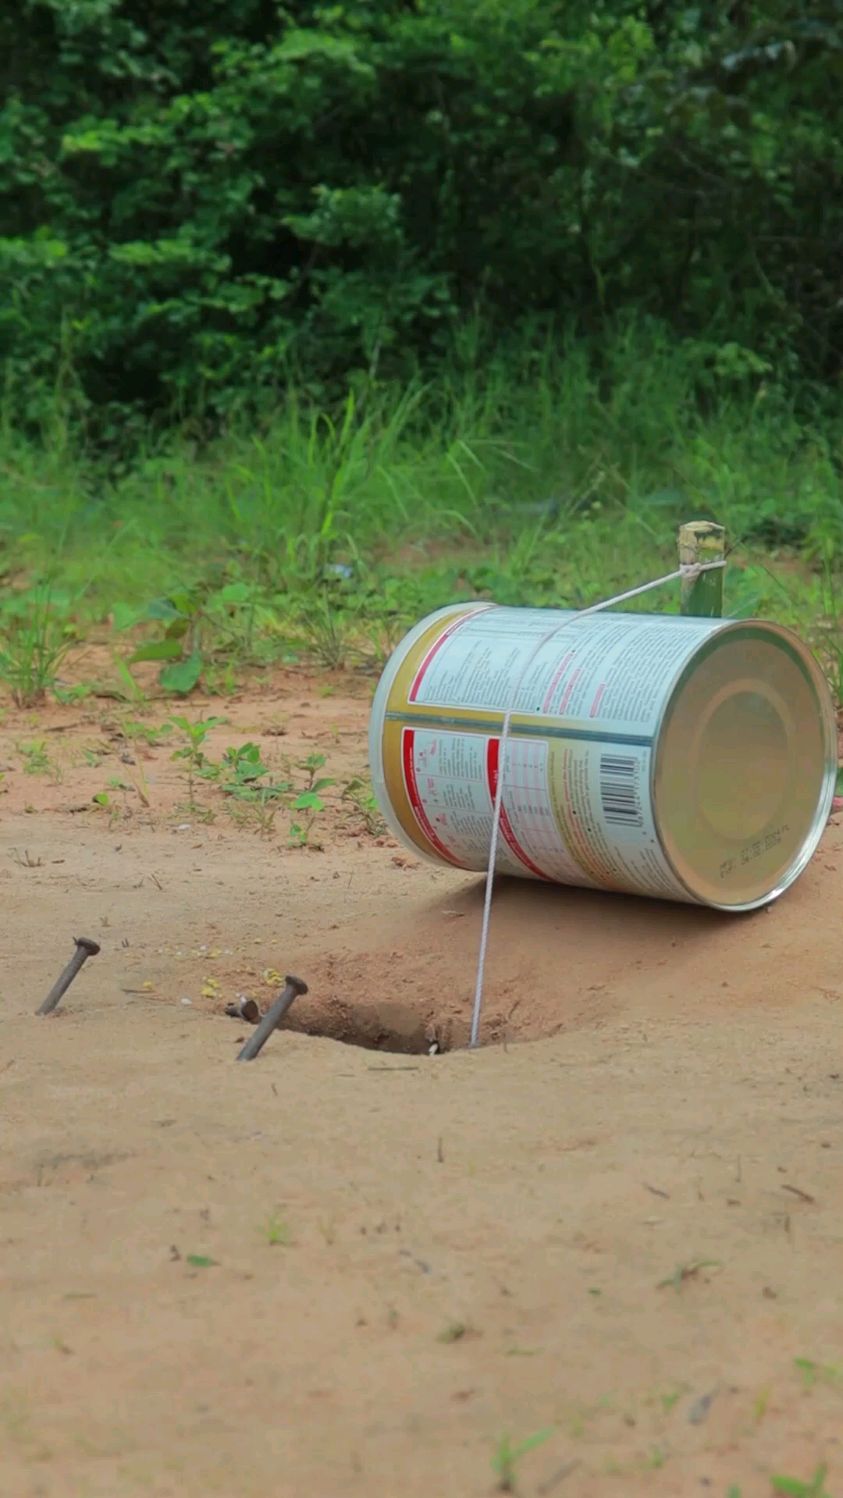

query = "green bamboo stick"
[678, 520, 725, 618]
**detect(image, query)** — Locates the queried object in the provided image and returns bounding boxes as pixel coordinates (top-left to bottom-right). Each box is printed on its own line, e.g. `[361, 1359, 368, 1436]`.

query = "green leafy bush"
[1, 1, 842, 434]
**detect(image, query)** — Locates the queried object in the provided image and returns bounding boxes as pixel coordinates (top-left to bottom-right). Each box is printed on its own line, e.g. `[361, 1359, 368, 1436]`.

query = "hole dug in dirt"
[284, 994, 459, 1055]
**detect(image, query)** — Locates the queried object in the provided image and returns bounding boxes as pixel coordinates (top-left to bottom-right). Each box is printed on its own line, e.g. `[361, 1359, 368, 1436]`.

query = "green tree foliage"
[1, 0, 841, 430]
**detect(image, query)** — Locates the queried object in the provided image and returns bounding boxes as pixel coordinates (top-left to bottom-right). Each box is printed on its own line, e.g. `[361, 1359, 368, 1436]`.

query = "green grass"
[771, 1466, 834, 1497]
[262, 1212, 292, 1247]
[794, 1357, 843, 1390]
[437, 1320, 469, 1343]
[1, 326, 842, 706]
[491, 1428, 554, 1493]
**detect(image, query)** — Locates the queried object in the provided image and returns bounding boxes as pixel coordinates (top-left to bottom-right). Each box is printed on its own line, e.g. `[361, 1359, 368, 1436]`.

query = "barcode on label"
[599, 754, 643, 828]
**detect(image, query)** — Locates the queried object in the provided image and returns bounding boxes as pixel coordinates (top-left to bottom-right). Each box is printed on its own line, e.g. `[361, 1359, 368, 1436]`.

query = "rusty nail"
[236, 975, 307, 1061]
[37, 936, 101, 1015]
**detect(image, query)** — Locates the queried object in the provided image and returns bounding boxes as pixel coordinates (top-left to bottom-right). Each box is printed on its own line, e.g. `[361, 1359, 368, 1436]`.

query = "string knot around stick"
[678, 560, 726, 582]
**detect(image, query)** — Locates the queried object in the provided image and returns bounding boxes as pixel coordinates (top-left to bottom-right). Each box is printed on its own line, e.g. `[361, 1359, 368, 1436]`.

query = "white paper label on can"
[401, 726, 545, 878]
[583, 742, 690, 899]
[400, 726, 692, 900]
[409, 608, 720, 739]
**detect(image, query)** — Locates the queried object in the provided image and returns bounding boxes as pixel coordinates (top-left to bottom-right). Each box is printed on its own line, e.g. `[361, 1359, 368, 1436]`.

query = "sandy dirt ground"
[2, 670, 843, 1498]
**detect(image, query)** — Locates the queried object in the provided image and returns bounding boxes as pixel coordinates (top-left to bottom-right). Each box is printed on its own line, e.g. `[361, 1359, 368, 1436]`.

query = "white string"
[468, 559, 727, 1049]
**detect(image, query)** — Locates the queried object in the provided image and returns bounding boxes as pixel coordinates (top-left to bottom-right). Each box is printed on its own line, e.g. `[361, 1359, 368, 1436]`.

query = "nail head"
[75, 937, 102, 956]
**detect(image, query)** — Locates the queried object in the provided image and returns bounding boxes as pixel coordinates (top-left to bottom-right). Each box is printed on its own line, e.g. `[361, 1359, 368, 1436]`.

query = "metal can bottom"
[653, 622, 836, 909]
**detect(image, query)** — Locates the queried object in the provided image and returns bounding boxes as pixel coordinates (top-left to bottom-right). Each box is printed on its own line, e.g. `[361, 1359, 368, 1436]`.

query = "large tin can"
[368, 604, 837, 910]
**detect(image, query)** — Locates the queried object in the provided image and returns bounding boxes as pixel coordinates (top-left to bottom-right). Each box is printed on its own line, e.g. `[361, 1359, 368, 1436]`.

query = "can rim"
[650, 618, 837, 911]
[368, 602, 492, 859]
